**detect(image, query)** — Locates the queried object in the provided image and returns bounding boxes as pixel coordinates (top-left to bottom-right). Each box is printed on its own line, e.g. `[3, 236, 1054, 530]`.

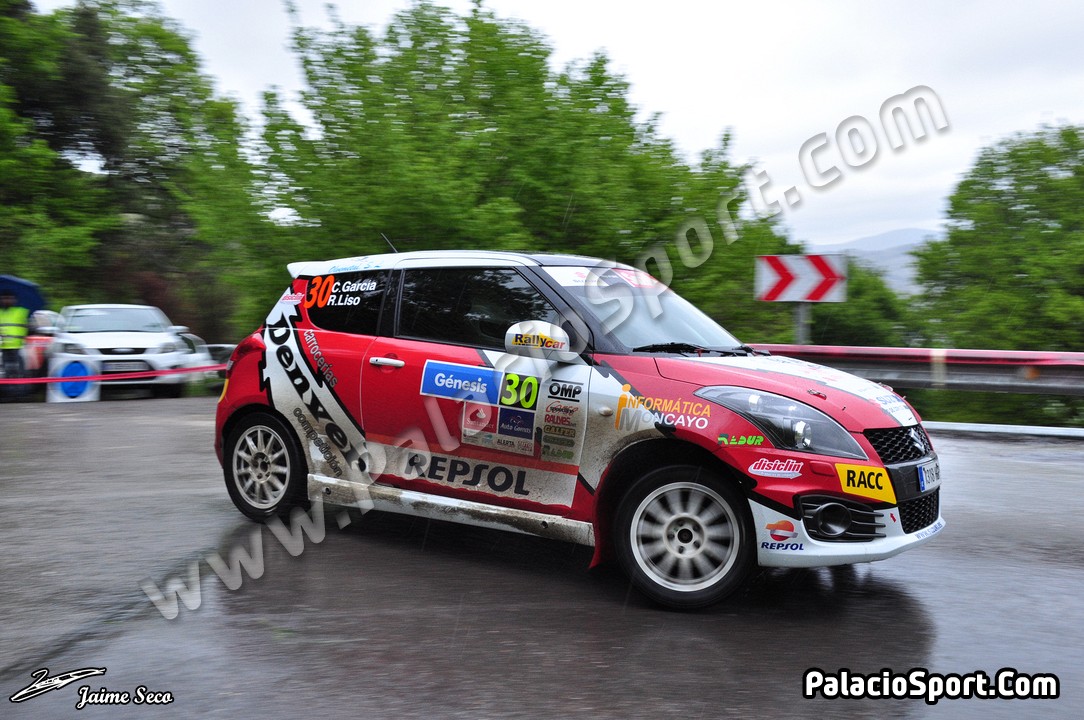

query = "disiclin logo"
[748, 458, 803, 479]
[762, 520, 804, 551]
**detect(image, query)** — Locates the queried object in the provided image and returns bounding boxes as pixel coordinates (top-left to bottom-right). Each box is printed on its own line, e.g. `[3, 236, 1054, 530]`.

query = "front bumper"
[751, 490, 944, 568]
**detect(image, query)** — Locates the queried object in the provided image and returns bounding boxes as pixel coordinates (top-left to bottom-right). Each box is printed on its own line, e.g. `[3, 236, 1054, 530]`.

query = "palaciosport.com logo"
[803, 667, 1060, 704]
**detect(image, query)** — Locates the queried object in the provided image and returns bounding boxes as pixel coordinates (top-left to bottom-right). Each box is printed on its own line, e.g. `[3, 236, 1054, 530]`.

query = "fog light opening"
[813, 502, 852, 538]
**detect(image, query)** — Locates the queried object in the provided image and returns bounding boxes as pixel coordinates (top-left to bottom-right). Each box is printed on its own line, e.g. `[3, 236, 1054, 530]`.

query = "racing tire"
[224, 412, 307, 521]
[614, 465, 755, 610]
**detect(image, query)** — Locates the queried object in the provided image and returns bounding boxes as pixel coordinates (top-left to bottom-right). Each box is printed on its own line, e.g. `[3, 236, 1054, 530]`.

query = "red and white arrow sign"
[755, 254, 847, 302]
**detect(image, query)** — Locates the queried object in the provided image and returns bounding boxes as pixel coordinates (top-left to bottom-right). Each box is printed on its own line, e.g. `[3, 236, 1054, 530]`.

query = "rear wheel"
[224, 412, 307, 521]
[614, 465, 754, 609]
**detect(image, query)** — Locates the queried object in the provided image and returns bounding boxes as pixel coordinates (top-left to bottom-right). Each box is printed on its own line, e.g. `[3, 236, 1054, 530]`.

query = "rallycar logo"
[511, 333, 567, 350]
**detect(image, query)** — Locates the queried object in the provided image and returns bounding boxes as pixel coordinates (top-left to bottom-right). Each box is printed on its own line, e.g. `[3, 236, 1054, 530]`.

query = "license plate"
[918, 459, 941, 493]
[103, 361, 147, 372]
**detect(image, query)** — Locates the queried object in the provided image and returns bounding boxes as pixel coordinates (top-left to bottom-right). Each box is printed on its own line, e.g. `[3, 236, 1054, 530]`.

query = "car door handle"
[369, 357, 405, 368]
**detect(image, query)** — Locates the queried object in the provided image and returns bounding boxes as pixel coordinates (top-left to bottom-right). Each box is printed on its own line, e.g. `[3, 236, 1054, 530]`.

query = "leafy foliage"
[915, 125, 1084, 351]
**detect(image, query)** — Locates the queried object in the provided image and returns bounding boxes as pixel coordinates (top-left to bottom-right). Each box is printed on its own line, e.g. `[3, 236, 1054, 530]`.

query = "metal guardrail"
[752, 344, 1084, 396]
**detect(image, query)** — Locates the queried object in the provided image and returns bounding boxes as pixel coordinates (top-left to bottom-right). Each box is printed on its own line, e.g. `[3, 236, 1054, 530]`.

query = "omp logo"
[766, 520, 797, 542]
[836, 463, 896, 504]
[547, 380, 583, 402]
[511, 333, 566, 350]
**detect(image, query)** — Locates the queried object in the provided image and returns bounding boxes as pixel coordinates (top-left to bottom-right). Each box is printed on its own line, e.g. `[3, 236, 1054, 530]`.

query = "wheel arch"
[220, 402, 304, 464]
[590, 438, 752, 567]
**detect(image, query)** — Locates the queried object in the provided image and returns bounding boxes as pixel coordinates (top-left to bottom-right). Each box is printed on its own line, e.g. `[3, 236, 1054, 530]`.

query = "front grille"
[899, 489, 940, 533]
[799, 495, 885, 542]
[99, 348, 147, 355]
[865, 425, 933, 465]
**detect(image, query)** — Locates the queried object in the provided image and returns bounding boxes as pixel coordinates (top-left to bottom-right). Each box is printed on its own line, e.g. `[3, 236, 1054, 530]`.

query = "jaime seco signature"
[9, 667, 108, 703]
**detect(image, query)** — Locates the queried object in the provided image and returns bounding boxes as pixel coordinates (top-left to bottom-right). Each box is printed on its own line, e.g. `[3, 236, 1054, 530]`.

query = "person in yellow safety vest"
[1, 289, 31, 390]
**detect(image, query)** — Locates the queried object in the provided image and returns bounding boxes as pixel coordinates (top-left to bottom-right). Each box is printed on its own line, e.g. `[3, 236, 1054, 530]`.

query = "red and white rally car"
[215, 251, 944, 609]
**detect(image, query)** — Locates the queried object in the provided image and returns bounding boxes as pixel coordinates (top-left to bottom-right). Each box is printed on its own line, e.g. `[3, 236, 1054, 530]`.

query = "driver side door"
[360, 265, 592, 511]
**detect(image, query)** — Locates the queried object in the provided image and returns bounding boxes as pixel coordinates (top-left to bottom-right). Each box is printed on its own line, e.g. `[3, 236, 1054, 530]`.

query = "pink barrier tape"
[0, 364, 226, 385]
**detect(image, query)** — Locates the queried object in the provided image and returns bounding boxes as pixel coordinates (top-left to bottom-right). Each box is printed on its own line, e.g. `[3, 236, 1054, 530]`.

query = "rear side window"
[304, 271, 389, 335]
[398, 267, 562, 348]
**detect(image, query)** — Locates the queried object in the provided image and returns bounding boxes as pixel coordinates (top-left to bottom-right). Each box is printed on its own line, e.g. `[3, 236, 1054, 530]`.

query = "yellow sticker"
[836, 463, 896, 504]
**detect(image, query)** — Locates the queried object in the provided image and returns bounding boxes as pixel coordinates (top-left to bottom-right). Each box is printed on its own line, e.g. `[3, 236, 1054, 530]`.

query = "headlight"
[60, 342, 88, 355]
[695, 386, 867, 460]
[157, 342, 177, 353]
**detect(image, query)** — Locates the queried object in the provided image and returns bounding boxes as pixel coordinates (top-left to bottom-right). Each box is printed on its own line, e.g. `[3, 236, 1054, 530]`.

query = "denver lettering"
[267, 314, 365, 476]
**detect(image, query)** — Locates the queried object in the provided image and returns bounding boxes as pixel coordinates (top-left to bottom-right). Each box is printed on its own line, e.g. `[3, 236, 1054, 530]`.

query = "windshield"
[541, 266, 741, 351]
[63, 307, 170, 334]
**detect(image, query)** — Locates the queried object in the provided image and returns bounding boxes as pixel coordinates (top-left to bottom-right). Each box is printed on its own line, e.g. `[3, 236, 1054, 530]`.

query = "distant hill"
[816, 228, 941, 296]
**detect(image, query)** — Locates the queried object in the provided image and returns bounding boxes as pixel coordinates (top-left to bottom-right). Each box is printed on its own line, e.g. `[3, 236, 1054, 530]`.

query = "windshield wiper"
[631, 342, 766, 356]
[632, 342, 709, 353]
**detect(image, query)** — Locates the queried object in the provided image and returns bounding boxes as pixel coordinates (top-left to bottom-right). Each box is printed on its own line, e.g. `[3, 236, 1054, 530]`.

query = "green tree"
[262, 1, 799, 340]
[915, 125, 1084, 351]
[911, 124, 1084, 425]
[2, 0, 268, 337]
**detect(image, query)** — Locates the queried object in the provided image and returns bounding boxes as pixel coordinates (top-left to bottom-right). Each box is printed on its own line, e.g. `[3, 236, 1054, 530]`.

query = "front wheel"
[614, 465, 754, 609]
[224, 412, 307, 521]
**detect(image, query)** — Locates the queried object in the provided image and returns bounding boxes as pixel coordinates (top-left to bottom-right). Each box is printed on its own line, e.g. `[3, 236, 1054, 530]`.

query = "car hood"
[56, 331, 177, 352]
[654, 354, 917, 430]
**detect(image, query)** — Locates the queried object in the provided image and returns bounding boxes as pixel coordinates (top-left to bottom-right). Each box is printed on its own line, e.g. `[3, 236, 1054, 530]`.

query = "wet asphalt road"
[1, 397, 1081, 718]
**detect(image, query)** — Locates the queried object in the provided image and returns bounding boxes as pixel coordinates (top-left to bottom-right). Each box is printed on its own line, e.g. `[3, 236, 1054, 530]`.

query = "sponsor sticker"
[547, 379, 584, 402]
[497, 407, 535, 440]
[614, 385, 711, 431]
[279, 290, 305, 305]
[836, 463, 896, 504]
[748, 458, 803, 479]
[420, 361, 502, 405]
[762, 520, 804, 550]
[510, 333, 567, 351]
[718, 433, 765, 446]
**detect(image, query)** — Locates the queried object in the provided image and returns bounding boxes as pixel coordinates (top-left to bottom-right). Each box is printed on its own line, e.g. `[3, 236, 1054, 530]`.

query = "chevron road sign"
[755, 254, 847, 303]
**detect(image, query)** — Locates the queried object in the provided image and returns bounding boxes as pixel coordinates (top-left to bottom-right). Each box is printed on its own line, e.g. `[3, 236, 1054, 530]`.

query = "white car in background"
[48, 304, 194, 397]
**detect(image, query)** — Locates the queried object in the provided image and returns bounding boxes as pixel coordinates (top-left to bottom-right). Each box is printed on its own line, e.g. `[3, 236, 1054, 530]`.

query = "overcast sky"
[34, 0, 1084, 246]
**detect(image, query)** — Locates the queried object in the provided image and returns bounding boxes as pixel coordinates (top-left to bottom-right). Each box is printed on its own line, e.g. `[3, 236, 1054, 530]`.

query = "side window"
[398, 268, 562, 348]
[304, 270, 389, 335]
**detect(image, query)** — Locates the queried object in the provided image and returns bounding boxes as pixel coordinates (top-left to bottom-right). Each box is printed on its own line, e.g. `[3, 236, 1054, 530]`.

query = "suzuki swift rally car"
[215, 251, 944, 609]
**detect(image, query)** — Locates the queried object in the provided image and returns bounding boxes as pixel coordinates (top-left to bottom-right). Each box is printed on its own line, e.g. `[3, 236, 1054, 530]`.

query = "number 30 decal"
[305, 275, 336, 308]
[500, 373, 539, 410]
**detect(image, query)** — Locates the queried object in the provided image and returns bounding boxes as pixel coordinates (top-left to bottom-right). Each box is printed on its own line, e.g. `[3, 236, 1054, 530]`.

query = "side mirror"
[504, 321, 578, 363]
[168, 325, 190, 334]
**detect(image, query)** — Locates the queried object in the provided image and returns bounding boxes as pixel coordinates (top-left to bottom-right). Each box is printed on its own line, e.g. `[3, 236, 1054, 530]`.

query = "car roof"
[61, 304, 162, 311]
[287, 250, 621, 278]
